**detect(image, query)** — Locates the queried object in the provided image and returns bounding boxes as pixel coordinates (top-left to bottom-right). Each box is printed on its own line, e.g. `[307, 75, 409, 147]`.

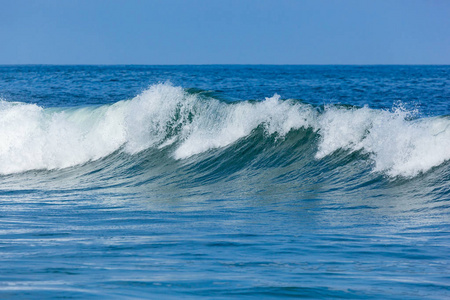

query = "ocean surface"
[0, 65, 449, 299]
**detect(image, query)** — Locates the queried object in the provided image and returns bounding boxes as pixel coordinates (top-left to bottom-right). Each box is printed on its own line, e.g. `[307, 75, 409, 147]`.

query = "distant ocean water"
[0, 65, 449, 299]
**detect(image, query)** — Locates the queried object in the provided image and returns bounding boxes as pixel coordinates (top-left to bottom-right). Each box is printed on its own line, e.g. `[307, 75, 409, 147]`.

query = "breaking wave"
[0, 83, 449, 178]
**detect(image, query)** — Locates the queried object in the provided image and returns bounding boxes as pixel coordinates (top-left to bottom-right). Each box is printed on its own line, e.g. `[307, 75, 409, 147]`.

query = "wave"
[0, 83, 449, 178]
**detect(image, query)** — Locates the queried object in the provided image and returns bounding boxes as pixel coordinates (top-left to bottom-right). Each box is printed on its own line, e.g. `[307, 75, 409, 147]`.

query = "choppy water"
[0, 65, 449, 299]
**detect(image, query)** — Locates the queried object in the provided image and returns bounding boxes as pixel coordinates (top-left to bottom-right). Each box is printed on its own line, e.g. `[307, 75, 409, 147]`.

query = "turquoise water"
[0, 65, 449, 299]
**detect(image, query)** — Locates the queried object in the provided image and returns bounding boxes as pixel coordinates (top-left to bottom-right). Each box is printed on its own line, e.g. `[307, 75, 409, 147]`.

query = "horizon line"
[1, 63, 449, 67]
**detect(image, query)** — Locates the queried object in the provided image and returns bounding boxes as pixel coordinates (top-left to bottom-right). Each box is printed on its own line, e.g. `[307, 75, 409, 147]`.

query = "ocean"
[0, 65, 449, 299]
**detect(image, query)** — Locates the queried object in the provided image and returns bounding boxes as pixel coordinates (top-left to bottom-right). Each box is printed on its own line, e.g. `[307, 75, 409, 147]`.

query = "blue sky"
[1, 0, 449, 64]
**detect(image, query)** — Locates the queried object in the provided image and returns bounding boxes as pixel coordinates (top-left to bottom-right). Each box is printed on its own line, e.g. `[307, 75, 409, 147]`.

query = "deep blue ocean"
[0, 65, 449, 299]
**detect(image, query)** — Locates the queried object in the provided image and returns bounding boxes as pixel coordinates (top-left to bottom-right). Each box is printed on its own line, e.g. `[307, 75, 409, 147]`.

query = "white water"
[0, 84, 449, 177]
[316, 105, 450, 177]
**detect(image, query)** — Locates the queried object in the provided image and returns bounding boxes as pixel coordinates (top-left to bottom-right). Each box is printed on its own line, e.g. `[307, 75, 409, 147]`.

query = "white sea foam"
[173, 94, 315, 159]
[0, 100, 127, 174]
[0, 84, 448, 177]
[315, 105, 450, 177]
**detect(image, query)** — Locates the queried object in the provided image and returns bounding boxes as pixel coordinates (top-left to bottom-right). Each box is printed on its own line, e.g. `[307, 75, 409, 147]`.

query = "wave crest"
[0, 83, 449, 178]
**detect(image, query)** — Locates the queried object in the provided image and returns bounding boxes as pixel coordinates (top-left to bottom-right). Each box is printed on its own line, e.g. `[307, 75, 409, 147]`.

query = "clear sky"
[1, 0, 449, 64]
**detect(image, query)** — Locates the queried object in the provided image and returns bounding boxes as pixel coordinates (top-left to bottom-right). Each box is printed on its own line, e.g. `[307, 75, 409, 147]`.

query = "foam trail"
[0, 83, 449, 178]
